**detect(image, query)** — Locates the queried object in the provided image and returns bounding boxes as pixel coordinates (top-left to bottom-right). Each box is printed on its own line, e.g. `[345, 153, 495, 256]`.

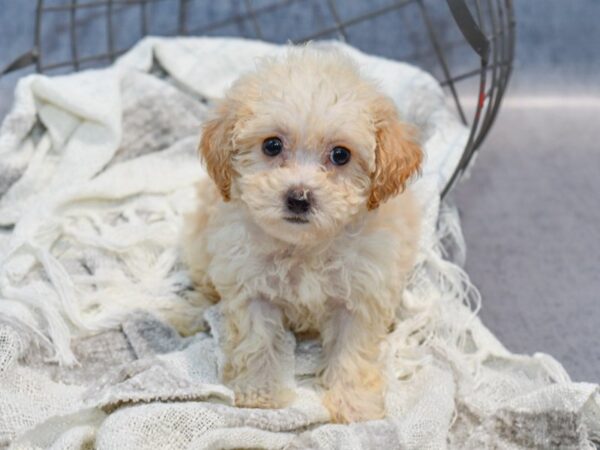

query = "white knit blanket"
[0, 37, 598, 449]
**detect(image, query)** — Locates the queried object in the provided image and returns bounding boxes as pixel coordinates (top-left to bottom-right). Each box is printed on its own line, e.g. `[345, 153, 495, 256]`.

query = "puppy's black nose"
[286, 187, 312, 214]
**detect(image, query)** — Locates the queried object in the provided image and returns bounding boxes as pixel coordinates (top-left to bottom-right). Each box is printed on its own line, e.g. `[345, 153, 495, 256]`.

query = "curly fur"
[183, 46, 422, 423]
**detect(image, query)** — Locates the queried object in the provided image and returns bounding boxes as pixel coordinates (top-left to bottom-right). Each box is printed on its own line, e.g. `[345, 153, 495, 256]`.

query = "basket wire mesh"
[1, 0, 515, 198]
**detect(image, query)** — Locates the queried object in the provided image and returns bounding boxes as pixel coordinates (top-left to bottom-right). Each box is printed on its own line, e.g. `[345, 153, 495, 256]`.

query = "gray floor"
[454, 101, 600, 382]
[449, 2, 600, 383]
[1, 1, 599, 382]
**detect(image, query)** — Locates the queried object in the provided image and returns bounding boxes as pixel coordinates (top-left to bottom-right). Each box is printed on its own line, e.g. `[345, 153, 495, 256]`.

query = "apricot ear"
[367, 98, 422, 210]
[199, 103, 237, 201]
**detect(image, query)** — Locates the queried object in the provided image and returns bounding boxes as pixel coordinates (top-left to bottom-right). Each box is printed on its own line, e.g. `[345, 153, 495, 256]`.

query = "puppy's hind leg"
[222, 296, 295, 409]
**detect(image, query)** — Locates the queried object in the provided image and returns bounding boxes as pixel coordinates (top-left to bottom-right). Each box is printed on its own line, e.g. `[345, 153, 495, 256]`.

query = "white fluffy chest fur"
[185, 180, 421, 333]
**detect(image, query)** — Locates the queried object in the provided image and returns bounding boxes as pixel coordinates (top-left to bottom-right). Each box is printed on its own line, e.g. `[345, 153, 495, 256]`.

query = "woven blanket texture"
[0, 37, 598, 450]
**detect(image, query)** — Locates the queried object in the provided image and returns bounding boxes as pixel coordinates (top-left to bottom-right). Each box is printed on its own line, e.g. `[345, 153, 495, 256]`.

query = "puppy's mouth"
[284, 216, 310, 224]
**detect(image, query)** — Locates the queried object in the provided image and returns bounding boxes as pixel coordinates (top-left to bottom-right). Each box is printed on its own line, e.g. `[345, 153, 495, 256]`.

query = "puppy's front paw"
[322, 385, 385, 423]
[233, 385, 295, 409]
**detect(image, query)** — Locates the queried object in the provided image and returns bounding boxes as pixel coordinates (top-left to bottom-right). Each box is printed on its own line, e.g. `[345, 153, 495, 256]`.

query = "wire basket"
[1, 0, 515, 198]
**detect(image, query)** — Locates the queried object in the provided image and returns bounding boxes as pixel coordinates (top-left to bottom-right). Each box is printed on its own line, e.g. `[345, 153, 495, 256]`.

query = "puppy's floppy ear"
[367, 97, 423, 210]
[200, 101, 238, 201]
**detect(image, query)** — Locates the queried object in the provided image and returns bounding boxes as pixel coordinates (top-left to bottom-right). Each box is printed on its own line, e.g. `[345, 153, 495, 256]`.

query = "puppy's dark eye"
[262, 137, 283, 157]
[329, 146, 351, 166]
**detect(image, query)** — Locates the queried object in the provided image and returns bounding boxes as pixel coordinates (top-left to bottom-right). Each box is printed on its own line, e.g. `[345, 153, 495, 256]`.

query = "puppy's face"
[201, 49, 422, 245]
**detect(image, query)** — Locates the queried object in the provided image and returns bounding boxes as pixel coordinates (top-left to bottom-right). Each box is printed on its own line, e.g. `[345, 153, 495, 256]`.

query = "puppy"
[183, 47, 422, 423]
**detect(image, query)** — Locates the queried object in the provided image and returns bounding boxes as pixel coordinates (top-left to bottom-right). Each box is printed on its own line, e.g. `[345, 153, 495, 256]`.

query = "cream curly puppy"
[183, 47, 422, 423]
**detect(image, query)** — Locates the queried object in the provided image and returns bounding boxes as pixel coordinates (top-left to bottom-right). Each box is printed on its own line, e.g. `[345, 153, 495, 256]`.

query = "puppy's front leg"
[320, 307, 388, 423]
[222, 296, 294, 409]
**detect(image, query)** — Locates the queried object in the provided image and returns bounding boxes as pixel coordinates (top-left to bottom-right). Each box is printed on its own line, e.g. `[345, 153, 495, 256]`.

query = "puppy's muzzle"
[285, 187, 313, 222]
